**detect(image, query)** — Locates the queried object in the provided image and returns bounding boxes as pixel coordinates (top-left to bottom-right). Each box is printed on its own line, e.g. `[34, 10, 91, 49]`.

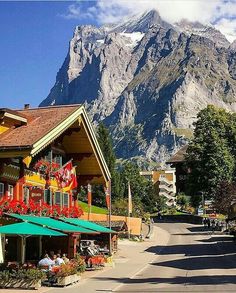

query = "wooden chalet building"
[0, 104, 111, 261]
[167, 145, 188, 194]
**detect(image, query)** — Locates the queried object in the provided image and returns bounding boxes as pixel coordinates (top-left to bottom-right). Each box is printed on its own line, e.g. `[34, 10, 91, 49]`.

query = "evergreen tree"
[97, 123, 116, 173]
[96, 122, 120, 202]
[115, 162, 157, 215]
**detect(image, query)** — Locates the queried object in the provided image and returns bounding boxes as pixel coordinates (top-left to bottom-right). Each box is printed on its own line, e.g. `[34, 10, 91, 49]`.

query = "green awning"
[8, 214, 98, 234]
[0, 222, 66, 236]
[60, 217, 116, 233]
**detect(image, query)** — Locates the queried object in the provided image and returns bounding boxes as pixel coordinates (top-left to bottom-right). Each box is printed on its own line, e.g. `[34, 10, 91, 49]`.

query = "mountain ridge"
[40, 9, 236, 166]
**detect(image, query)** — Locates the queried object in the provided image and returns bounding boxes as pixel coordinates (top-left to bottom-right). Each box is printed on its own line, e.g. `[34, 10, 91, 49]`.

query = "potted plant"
[54, 263, 80, 287]
[70, 253, 86, 273]
[0, 268, 46, 289]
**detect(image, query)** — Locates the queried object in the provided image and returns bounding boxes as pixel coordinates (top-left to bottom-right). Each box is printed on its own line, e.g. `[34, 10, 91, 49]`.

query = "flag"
[54, 160, 77, 192]
[87, 183, 92, 207]
[104, 186, 110, 209]
[128, 181, 132, 215]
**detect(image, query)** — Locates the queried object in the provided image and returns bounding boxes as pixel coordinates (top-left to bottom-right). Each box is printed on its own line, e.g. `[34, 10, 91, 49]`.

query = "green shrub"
[0, 269, 46, 282]
[0, 270, 10, 281]
[23, 269, 46, 281]
[71, 253, 86, 274]
[168, 207, 177, 215]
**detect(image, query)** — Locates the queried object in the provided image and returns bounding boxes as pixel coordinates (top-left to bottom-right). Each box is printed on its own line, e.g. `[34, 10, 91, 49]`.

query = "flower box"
[0, 279, 41, 290]
[104, 256, 115, 267]
[55, 274, 81, 287]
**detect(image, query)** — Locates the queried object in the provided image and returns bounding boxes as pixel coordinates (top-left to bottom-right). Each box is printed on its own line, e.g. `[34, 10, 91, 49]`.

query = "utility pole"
[128, 181, 132, 239]
[108, 180, 112, 255]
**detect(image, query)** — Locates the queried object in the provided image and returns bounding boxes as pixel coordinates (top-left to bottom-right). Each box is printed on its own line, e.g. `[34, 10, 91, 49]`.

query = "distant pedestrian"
[203, 218, 207, 228]
[220, 221, 224, 232]
[207, 218, 211, 229]
[211, 219, 216, 234]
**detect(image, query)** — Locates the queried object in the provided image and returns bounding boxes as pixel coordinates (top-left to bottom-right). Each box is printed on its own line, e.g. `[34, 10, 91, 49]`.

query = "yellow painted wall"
[165, 173, 174, 181]
[152, 171, 173, 183]
[0, 124, 10, 135]
[25, 172, 58, 190]
[0, 116, 21, 135]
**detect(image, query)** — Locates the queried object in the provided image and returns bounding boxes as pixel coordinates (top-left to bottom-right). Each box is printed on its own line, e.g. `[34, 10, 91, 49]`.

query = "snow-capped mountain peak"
[40, 9, 236, 165]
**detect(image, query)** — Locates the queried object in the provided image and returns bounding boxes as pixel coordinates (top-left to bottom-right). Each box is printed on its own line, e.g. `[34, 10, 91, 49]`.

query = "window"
[23, 186, 30, 204]
[63, 193, 69, 207]
[54, 155, 62, 168]
[54, 192, 61, 206]
[8, 185, 14, 199]
[44, 189, 52, 205]
[44, 150, 52, 162]
[0, 183, 4, 198]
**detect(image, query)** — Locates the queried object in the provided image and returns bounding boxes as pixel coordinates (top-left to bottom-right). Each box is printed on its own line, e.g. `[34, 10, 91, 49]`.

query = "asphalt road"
[116, 222, 236, 292]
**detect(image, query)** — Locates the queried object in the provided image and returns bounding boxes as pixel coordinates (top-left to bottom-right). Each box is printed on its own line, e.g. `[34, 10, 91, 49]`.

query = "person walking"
[207, 218, 211, 229]
[211, 219, 216, 234]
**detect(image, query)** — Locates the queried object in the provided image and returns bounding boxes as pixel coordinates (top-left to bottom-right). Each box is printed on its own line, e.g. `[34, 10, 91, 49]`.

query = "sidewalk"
[0, 225, 170, 293]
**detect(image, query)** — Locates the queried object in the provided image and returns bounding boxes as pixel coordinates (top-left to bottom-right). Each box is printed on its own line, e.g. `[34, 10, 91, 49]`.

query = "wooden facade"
[0, 105, 110, 207]
[0, 105, 111, 261]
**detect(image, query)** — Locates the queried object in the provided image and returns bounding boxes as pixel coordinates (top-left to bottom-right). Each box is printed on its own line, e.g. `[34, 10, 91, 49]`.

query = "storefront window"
[0, 183, 4, 198]
[44, 189, 52, 205]
[8, 185, 14, 199]
[63, 193, 69, 207]
[23, 186, 30, 204]
[54, 191, 61, 206]
[54, 155, 62, 167]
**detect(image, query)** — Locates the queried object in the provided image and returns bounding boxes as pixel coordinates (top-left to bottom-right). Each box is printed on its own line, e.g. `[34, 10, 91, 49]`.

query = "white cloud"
[215, 18, 236, 43]
[62, 0, 236, 42]
[60, 4, 81, 19]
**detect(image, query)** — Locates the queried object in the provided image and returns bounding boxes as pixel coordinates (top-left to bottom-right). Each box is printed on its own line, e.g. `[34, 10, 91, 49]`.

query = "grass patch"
[78, 201, 108, 215]
[172, 127, 193, 139]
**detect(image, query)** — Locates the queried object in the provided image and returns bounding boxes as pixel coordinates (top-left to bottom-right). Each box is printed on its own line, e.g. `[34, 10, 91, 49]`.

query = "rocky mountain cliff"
[40, 9, 236, 166]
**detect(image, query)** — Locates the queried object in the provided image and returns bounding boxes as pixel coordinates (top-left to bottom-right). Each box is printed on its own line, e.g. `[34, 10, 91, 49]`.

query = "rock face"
[40, 9, 236, 166]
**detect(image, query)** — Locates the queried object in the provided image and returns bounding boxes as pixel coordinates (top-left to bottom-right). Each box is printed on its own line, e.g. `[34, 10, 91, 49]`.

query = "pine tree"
[96, 123, 121, 201]
[97, 123, 116, 173]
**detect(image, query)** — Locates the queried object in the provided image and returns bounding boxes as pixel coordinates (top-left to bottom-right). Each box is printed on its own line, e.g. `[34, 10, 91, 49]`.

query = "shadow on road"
[151, 253, 236, 270]
[94, 223, 236, 289]
[92, 275, 236, 286]
[145, 241, 236, 256]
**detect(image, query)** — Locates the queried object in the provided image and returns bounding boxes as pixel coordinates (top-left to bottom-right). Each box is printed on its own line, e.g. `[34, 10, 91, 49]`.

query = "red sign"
[30, 187, 43, 200]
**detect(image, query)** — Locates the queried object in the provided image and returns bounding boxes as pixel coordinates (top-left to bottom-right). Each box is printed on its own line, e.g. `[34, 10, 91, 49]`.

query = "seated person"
[38, 254, 55, 270]
[55, 254, 65, 266]
[62, 253, 69, 264]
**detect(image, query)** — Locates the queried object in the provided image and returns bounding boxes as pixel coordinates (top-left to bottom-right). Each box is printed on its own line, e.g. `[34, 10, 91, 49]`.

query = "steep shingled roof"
[0, 105, 82, 149]
[167, 145, 188, 164]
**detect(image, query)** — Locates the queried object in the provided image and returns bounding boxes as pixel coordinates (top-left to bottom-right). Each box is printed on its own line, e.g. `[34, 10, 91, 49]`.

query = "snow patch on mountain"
[120, 32, 144, 47]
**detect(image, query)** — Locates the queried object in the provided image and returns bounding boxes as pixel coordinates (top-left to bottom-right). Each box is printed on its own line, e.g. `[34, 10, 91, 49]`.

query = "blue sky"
[0, 1, 98, 109]
[1, 0, 236, 109]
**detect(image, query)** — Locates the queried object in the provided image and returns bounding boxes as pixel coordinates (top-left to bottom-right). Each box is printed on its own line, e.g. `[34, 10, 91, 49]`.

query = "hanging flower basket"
[33, 159, 60, 177]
